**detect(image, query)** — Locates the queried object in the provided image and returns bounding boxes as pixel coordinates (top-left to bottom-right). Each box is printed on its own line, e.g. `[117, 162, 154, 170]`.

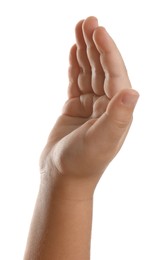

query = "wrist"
[40, 168, 97, 201]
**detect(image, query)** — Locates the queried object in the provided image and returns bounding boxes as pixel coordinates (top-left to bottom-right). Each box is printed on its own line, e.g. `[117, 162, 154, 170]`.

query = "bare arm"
[24, 174, 93, 259]
[24, 16, 139, 260]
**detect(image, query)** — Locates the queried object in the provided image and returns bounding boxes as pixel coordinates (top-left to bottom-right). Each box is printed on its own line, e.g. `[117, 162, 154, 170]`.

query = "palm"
[54, 17, 130, 134]
[40, 17, 132, 176]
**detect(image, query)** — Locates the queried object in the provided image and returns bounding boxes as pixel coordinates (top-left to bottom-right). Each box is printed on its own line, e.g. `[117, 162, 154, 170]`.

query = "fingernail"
[121, 90, 139, 107]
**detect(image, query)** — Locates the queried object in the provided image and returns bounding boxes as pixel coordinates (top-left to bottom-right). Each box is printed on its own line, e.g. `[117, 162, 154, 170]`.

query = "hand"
[40, 16, 139, 198]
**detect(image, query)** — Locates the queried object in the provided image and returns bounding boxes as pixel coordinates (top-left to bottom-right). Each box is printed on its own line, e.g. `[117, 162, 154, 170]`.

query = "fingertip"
[75, 19, 84, 30]
[105, 89, 139, 129]
[83, 16, 98, 25]
[121, 89, 140, 108]
[93, 26, 106, 36]
[92, 26, 111, 51]
[82, 16, 99, 40]
[75, 20, 85, 46]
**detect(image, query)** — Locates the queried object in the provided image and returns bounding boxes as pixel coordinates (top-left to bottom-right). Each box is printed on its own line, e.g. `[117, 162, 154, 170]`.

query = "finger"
[93, 27, 132, 99]
[68, 44, 81, 98]
[82, 17, 105, 96]
[75, 20, 92, 94]
[86, 89, 139, 163]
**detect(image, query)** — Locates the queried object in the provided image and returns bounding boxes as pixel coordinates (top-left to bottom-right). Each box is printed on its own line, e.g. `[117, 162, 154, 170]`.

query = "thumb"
[86, 89, 139, 161]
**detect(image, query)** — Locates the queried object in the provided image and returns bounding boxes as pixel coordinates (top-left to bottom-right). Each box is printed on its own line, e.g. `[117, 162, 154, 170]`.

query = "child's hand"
[40, 16, 139, 200]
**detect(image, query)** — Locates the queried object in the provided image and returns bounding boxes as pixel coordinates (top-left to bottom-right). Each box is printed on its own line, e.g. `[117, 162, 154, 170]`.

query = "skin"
[24, 16, 139, 260]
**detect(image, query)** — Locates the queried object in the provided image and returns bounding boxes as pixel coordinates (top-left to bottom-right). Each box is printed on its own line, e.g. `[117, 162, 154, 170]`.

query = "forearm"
[24, 172, 93, 260]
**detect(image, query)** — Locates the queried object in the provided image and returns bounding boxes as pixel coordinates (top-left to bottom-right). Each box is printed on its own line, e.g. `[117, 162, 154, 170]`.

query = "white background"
[0, 0, 161, 259]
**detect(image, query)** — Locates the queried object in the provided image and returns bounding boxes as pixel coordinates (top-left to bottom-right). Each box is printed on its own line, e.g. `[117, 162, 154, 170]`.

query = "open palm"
[40, 17, 138, 183]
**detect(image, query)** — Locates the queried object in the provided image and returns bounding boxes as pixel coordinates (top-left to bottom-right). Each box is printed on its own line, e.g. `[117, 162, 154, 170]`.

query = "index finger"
[93, 27, 132, 98]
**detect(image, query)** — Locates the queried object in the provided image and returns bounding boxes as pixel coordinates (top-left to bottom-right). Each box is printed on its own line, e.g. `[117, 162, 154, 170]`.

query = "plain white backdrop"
[0, 0, 161, 259]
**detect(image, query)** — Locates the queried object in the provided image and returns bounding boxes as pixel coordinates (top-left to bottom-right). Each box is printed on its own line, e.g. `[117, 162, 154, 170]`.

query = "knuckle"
[113, 117, 132, 129]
